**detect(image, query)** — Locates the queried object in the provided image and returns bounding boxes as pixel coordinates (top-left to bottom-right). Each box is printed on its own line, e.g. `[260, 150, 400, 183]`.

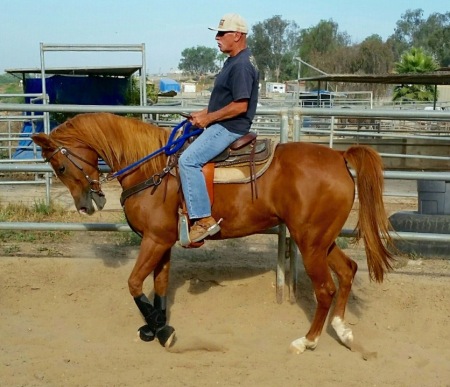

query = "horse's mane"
[50, 113, 170, 176]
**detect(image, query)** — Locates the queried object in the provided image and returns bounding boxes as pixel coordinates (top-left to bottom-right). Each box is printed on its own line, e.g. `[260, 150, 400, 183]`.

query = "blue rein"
[108, 120, 203, 180]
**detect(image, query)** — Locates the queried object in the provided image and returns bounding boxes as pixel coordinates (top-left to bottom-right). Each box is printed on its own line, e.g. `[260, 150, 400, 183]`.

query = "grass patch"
[0, 200, 75, 244]
[0, 200, 140, 256]
[113, 229, 141, 246]
[0, 200, 66, 222]
[3, 244, 20, 254]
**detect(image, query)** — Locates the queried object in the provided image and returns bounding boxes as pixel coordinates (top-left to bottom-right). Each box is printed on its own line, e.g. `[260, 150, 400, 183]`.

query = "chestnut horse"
[32, 112, 395, 353]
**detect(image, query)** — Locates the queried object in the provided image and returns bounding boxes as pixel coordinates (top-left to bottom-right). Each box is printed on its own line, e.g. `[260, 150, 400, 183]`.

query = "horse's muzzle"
[91, 191, 106, 210]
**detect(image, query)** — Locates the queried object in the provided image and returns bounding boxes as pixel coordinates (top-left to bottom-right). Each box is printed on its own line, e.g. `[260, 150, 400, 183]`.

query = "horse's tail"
[343, 145, 396, 282]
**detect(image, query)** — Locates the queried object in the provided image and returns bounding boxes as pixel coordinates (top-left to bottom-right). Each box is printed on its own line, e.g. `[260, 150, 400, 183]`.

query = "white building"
[265, 82, 285, 93]
[182, 83, 196, 93]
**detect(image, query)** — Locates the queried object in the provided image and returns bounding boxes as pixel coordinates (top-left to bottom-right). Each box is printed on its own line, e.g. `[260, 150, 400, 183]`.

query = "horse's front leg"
[128, 237, 175, 348]
[153, 249, 171, 319]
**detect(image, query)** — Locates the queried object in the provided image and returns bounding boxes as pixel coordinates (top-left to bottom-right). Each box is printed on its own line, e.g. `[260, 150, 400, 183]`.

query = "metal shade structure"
[6, 66, 142, 78]
[300, 70, 450, 86]
[300, 69, 450, 110]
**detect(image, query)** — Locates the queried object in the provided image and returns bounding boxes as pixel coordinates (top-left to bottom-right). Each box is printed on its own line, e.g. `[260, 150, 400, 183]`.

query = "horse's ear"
[31, 133, 58, 151]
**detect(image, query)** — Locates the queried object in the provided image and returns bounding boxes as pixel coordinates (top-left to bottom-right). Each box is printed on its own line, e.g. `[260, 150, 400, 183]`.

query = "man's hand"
[189, 100, 248, 129]
[190, 109, 209, 128]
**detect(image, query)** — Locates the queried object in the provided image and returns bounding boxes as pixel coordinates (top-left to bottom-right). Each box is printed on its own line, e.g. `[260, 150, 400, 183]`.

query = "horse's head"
[32, 132, 106, 215]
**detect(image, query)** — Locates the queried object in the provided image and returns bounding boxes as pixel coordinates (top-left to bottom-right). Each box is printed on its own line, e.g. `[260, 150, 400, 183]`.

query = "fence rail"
[1, 222, 450, 243]
[1, 102, 449, 302]
[1, 102, 450, 245]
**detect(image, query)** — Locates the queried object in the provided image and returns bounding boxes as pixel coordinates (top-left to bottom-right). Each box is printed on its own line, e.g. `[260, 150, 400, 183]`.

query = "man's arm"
[190, 99, 248, 128]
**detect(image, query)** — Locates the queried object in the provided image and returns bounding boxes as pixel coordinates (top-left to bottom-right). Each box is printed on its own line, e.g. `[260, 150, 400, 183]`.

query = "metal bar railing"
[1, 102, 449, 302]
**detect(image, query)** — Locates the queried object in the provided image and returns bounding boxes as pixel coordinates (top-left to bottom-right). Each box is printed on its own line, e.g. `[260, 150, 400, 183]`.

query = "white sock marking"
[331, 316, 353, 346]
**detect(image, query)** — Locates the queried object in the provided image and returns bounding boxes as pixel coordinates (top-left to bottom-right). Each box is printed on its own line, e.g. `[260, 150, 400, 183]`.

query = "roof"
[301, 70, 450, 85]
[5, 66, 141, 77]
[159, 78, 180, 85]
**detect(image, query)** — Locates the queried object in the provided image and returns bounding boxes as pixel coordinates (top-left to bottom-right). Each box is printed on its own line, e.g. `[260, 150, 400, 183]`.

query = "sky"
[1, 0, 448, 76]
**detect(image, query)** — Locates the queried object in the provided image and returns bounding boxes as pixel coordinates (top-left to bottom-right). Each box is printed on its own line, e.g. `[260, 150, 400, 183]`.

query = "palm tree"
[392, 47, 439, 102]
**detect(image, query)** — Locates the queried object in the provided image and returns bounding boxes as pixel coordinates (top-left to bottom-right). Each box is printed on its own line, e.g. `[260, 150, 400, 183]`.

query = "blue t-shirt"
[207, 48, 259, 134]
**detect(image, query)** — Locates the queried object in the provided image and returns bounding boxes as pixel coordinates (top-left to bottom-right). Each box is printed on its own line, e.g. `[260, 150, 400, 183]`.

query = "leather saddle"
[210, 132, 271, 167]
[208, 131, 269, 202]
[178, 131, 272, 205]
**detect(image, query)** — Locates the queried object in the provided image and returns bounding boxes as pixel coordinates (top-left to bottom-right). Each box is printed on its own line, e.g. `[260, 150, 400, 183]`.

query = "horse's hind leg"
[326, 242, 358, 349]
[290, 243, 337, 354]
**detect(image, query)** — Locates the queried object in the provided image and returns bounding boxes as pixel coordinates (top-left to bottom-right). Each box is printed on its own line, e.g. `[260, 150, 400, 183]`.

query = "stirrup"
[178, 210, 191, 247]
[178, 209, 212, 248]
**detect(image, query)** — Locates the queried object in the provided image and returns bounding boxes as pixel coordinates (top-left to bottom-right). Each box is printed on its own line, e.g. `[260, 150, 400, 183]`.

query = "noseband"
[45, 146, 105, 196]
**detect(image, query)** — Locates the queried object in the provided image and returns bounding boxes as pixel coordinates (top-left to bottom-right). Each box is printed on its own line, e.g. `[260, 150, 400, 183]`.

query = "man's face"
[215, 31, 241, 54]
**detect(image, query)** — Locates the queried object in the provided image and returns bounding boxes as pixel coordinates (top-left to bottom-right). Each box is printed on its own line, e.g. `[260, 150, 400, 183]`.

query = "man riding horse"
[178, 13, 259, 243]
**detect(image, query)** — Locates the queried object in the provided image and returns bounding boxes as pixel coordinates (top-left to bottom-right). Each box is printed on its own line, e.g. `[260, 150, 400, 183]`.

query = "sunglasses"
[216, 31, 235, 37]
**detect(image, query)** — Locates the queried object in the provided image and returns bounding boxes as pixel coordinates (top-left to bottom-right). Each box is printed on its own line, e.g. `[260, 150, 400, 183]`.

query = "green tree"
[392, 47, 439, 102]
[297, 19, 350, 78]
[300, 19, 350, 56]
[312, 35, 393, 98]
[247, 15, 299, 82]
[248, 23, 272, 81]
[417, 12, 450, 66]
[392, 9, 424, 44]
[0, 73, 23, 103]
[389, 9, 450, 66]
[0, 73, 18, 84]
[356, 35, 394, 74]
[178, 46, 219, 77]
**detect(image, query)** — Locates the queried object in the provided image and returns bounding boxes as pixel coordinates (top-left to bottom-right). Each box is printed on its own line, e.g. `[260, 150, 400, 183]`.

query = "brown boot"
[189, 216, 221, 243]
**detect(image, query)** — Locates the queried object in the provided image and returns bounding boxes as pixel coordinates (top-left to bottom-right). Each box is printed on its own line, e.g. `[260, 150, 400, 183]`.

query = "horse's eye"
[57, 165, 66, 175]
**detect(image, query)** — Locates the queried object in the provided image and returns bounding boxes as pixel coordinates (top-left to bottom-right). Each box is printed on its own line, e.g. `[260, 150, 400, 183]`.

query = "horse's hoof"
[137, 324, 155, 342]
[289, 337, 318, 354]
[156, 325, 176, 348]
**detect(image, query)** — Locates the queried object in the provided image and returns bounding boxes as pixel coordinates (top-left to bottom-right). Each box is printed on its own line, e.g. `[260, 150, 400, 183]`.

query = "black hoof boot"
[137, 324, 155, 342]
[134, 294, 175, 347]
[156, 325, 176, 348]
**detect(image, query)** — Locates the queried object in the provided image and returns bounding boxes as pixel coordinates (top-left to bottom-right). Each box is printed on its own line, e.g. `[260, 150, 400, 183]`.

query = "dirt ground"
[1, 182, 450, 387]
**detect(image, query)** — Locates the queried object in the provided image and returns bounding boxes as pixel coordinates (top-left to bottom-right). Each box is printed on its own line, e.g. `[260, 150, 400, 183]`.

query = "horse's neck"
[103, 122, 170, 179]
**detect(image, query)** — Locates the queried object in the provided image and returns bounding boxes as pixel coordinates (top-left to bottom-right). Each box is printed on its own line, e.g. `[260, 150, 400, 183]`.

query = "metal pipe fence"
[1, 102, 449, 302]
[1, 102, 450, 243]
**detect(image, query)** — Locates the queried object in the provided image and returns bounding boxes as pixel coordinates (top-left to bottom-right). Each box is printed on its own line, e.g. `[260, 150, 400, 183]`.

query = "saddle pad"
[213, 145, 277, 183]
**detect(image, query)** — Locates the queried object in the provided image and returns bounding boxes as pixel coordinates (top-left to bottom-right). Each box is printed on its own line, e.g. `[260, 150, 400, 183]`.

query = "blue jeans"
[179, 123, 242, 219]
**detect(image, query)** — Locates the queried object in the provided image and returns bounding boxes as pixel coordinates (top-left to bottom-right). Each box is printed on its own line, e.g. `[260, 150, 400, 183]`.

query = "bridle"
[45, 146, 105, 196]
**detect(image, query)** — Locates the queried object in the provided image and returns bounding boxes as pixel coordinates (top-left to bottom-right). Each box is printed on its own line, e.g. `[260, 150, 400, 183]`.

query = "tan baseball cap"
[208, 13, 248, 34]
